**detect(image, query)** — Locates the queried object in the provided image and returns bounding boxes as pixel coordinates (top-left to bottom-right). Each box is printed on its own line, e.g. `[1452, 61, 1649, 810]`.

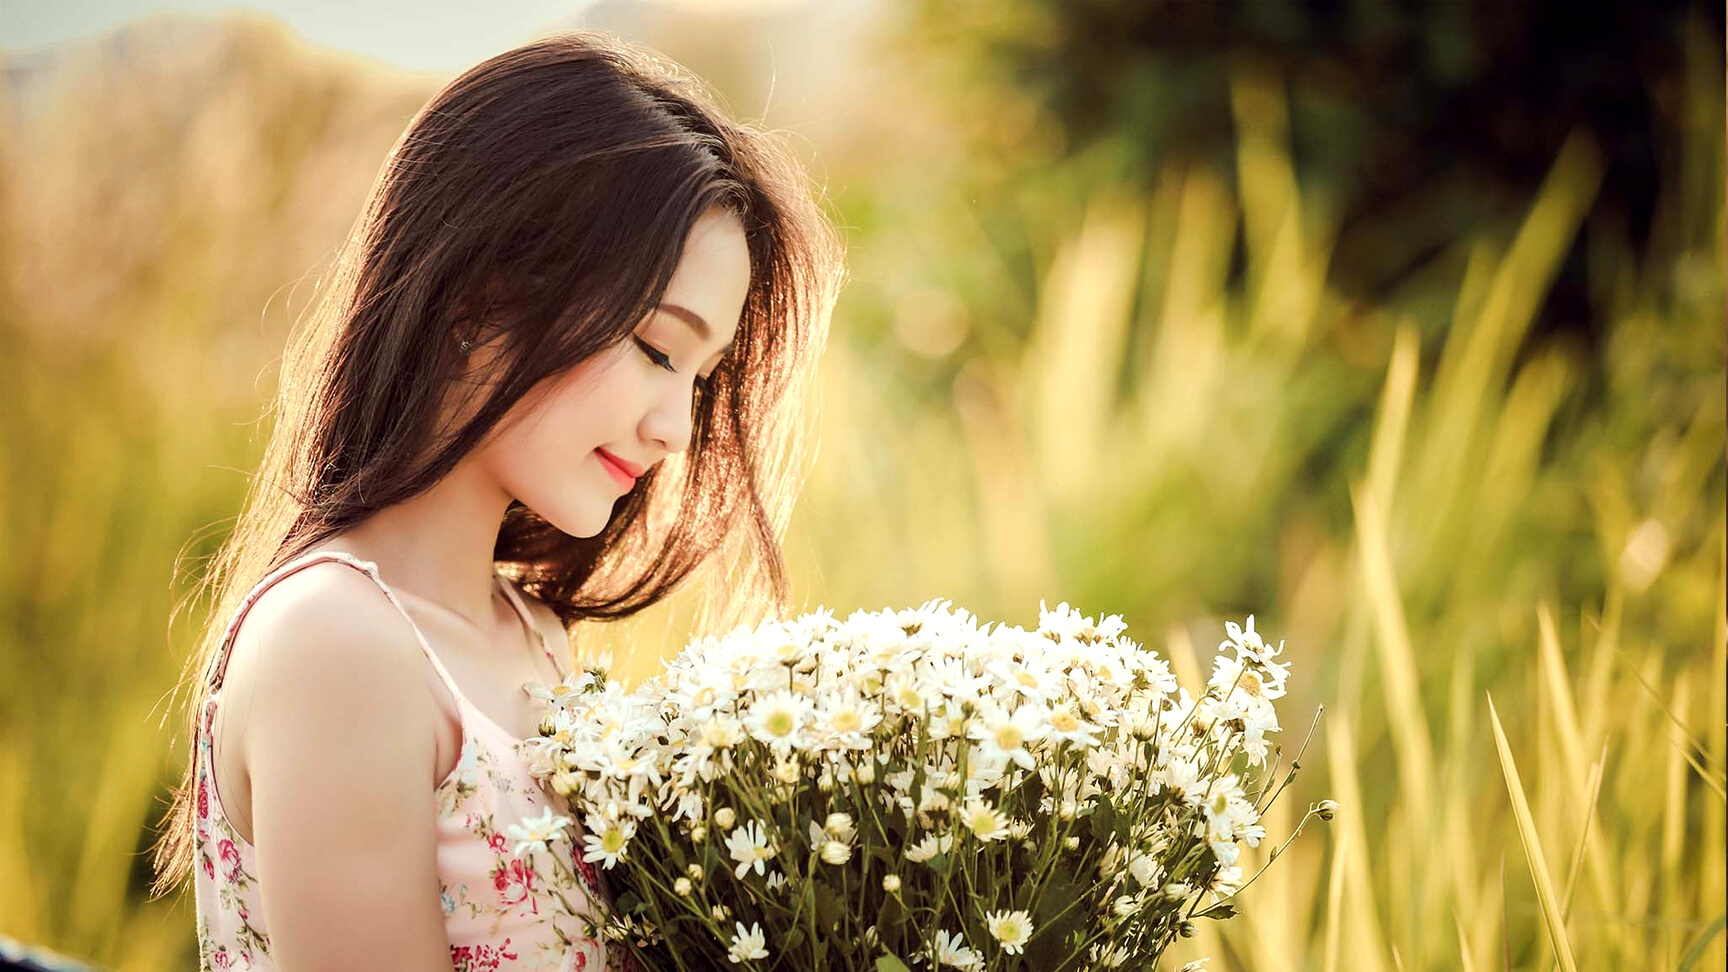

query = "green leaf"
[1028, 867, 1084, 966]
[876, 955, 913, 972]
[815, 880, 843, 931]
[1089, 794, 1118, 840]
[1678, 913, 1726, 972]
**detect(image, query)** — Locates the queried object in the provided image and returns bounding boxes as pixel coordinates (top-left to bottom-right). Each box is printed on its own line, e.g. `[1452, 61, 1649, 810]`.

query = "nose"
[639, 380, 695, 457]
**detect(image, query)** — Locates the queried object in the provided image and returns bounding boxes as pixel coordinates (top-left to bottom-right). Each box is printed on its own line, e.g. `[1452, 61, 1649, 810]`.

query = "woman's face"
[477, 207, 749, 538]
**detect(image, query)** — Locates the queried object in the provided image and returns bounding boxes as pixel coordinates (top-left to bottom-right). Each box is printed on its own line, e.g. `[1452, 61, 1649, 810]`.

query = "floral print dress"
[193, 550, 620, 971]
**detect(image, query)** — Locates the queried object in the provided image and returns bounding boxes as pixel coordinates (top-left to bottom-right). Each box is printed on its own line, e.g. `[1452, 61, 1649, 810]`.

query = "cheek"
[483, 354, 630, 482]
[498, 393, 598, 474]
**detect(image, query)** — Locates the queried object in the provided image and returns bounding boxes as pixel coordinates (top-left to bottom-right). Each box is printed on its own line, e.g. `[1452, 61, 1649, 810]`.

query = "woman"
[151, 29, 843, 971]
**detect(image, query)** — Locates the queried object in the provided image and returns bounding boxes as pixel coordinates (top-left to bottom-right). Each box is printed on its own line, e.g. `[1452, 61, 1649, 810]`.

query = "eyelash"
[634, 337, 714, 393]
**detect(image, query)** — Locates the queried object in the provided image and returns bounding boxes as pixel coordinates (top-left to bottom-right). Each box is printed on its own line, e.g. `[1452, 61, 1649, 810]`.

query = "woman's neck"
[325, 458, 515, 630]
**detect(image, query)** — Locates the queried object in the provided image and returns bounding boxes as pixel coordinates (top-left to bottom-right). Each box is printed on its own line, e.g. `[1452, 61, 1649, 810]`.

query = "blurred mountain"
[0, 12, 432, 394]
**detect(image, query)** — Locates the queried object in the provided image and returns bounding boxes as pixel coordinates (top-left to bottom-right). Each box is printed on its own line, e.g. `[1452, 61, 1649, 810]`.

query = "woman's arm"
[235, 565, 455, 972]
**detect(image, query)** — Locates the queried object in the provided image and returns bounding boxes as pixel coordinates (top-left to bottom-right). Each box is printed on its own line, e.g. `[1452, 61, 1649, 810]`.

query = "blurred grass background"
[0, 1, 1722, 969]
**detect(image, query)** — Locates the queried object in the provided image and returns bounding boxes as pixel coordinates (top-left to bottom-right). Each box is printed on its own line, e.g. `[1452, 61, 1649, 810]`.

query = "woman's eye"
[633, 337, 675, 373]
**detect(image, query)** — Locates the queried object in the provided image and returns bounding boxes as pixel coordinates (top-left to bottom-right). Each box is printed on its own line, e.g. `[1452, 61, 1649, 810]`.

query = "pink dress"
[192, 550, 617, 971]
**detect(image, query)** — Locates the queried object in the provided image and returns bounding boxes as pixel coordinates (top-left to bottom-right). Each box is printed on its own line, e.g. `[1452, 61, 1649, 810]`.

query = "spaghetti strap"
[494, 572, 568, 680]
[204, 549, 467, 708]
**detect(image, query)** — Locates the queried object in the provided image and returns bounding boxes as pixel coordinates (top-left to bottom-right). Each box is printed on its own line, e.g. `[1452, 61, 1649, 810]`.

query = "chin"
[518, 494, 616, 541]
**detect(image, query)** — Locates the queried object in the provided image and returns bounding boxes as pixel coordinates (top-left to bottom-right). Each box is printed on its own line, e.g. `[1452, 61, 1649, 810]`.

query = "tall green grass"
[1, 14, 1722, 971]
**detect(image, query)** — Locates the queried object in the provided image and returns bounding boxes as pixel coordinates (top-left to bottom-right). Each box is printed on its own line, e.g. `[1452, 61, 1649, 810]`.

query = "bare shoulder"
[225, 559, 436, 728]
[222, 559, 452, 967]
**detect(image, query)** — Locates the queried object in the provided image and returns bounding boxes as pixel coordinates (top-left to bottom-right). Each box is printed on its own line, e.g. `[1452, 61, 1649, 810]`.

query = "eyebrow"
[657, 303, 735, 355]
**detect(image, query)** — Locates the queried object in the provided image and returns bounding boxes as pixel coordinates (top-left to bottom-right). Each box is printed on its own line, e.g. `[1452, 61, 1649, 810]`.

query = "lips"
[595, 448, 642, 485]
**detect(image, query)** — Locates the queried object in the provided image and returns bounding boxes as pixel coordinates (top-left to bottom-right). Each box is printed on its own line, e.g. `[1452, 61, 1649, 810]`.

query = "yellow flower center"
[994, 724, 1024, 750]
[764, 710, 795, 737]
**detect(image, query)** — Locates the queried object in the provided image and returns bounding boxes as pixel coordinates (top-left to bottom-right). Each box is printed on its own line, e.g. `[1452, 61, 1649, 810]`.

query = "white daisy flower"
[969, 704, 1046, 771]
[1240, 702, 1281, 766]
[815, 688, 881, 750]
[745, 690, 813, 753]
[905, 832, 954, 862]
[726, 921, 769, 964]
[580, 815, 635, 870]
[927, 928, 983, 969]
[1222, 616, 1288, 674]
[1093, 943, 1131, 968]
[984, 909, 1034, 954]
[1158, 755, 1209, 806]
[1044, 702, 1102, 747]
[1126, 848, 1164, 889]
[725, 820, 778, 879]
[986, 652, 1058, 704]
[1209, 653, 1288, 701]
[959, 799, 1010, 842]
[807, 820, 854, 865]
[503, 806, 572, 859]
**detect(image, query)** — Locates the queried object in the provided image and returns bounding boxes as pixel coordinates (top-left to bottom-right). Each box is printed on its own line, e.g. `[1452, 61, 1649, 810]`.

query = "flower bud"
[820, 840, 853, 865]
[856, 762, 876, 785]
[673, 877, 692, 896]
[1179, 921, 1196, 938]
[1315, 799, 1339, 821]
[714, 808, 736, 829]
[1063, 835, 1081, 850]
[882, 874, 901, 894]
[690, 825, 708, 844]
[686, 863, 703, 880]
[824, 812, 855, 838]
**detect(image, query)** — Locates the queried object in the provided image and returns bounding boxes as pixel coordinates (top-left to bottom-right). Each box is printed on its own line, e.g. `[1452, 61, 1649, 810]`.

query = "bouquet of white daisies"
[521, 601, 1330, 971]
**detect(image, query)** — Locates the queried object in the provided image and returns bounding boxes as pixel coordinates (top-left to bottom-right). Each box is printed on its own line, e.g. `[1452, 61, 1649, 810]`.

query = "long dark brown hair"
[152, 29, 843, 893]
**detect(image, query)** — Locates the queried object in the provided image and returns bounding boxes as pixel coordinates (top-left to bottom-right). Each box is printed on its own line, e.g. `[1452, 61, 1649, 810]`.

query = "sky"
[1, 0, 806, 74]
